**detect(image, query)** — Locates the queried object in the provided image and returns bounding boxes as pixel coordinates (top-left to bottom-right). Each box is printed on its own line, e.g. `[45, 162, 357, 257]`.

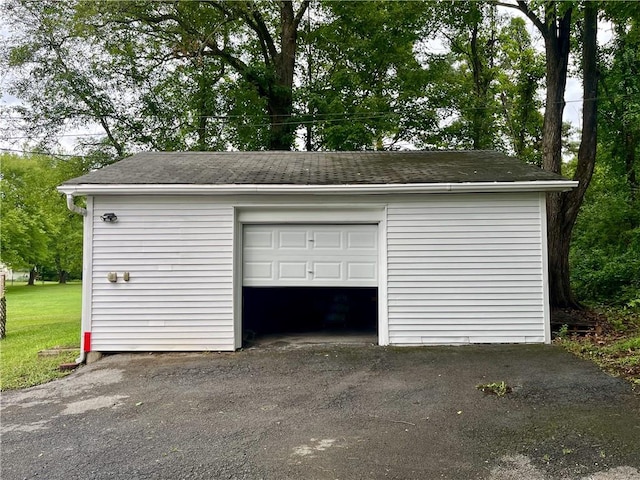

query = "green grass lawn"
[0, 282, 82, 390]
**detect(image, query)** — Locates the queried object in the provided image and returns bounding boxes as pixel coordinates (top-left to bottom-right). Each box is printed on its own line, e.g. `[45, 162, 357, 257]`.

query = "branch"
[247, 3, 278, 60]
[199, 42, 249, 78]
[47, 39, 125, 156]
[203, 1, 277, 65]
[293, 0, 311, 30]
[557, 7, 572, 58]
[441, 31, 470, 60]
[497, 1, 547, 37]
[571, 0, 598, 205]
[152, 6, 251, 78]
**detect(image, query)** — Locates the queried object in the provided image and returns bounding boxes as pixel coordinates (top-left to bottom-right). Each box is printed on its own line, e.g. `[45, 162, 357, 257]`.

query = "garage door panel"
[312, 231, 342, 249]
[244, 262, 273, 280]
[279, 261, 307, 280]
[243, 224, 377, 287]
[348, 231, 377, 249]
[244, 230, 273, 249]
[279, 230, 307, 248]
[348, 262, 377, 280]
[312, 261, 342, 280]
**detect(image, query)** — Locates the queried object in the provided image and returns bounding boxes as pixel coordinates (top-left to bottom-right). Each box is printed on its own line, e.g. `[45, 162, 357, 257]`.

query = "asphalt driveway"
[1, 344, 639, 480]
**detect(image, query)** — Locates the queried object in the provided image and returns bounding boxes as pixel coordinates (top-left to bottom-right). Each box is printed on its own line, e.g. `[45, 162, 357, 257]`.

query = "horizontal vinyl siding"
[387, 193, 546, 345]
[91, 196, 234, 351]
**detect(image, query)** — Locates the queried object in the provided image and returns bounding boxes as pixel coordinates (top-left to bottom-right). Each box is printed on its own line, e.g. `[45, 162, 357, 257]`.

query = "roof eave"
[57, 180, 578, 196]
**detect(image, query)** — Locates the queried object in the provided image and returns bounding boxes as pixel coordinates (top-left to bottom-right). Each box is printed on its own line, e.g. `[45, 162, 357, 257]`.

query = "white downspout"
[65, 194, 88, 363]
[66, 193, 87, 216]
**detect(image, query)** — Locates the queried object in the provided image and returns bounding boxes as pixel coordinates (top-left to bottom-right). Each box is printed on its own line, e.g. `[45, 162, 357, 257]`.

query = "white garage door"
[243, 224, 378, 287]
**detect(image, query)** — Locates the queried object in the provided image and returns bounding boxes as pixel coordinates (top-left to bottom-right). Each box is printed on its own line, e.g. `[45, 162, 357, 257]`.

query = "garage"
[58, 150, 578, 354]
[242, 224, 379, 342]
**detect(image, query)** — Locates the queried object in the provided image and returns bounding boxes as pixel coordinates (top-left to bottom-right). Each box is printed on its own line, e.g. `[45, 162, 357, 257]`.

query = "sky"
[0, 8, 614, 157]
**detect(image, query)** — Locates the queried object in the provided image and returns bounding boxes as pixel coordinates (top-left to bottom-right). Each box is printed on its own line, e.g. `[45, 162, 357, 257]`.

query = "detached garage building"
[58, 151, 576, 354]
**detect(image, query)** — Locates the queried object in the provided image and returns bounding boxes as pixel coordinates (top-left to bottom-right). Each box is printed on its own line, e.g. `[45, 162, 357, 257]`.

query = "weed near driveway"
[557, 308, 640, 389]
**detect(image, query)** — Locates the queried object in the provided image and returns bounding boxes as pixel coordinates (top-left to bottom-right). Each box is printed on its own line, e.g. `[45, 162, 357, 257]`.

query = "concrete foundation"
[86, 351, 103, 364]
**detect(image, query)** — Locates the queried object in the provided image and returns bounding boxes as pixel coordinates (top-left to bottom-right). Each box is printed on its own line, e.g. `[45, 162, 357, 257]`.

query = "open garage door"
[243, 224, 378, 287]
[242, 224, 378, 343]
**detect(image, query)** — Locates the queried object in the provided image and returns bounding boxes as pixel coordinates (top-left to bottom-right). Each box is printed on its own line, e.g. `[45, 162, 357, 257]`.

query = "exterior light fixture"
[101, 213, 118, 222]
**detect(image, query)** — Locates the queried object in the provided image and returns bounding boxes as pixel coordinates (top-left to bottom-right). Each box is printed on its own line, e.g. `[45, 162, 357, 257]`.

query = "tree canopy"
[2, 0, 548, 156]
[2, 1, 639, 306]
[0, 153, 86, 284]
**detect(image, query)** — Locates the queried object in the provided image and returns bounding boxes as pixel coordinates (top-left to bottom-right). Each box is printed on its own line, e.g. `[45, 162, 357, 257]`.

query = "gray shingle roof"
[62, 150, 567, 185]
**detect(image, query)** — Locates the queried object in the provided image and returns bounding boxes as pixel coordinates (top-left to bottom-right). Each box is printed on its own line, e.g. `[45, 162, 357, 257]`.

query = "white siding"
[386, 193, 547, 345]
[84, 193, 550, 350]
[90, 196, 234, 351]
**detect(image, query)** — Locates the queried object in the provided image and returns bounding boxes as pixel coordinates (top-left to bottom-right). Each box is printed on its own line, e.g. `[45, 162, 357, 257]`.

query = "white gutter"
[58, 180, 578, 196]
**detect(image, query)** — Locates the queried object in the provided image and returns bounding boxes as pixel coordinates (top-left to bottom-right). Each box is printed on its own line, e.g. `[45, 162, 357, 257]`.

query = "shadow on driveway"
[2, 345, 639, 479]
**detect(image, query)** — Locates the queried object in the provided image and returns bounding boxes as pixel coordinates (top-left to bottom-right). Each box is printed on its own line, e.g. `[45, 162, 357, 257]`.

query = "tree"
[570, 6, 640, 306]
[417, 5, 544, 160]
[440, 2, 502, 151]
[495, 17, 545, 164]
[3, 0, 545, 156]
[92, 0, 311, 151]
[499, 1, 597, 309]
[0, 154, 84, 284]
[44, 157, 86, 283]
[1, 155, 52, 284]
[570, 161, 640, 305]
[3, 1, 129, 158]
[305, 1, 435, 150]
[598, 13, 640, 200]
[3, 0, 310, 153]
[3, 0, 312, 153]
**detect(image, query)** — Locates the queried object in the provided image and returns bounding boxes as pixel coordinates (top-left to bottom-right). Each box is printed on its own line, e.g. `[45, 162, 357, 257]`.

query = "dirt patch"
[555, 308, 640, 388]
[551, 308, 609, 334]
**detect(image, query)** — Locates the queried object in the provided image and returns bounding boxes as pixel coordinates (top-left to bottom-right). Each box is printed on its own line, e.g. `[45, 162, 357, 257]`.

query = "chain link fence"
[1, 274, 6, 339]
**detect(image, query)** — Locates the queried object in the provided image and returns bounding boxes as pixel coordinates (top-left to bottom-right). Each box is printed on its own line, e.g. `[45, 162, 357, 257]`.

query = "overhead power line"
[0, 147, 82, 158]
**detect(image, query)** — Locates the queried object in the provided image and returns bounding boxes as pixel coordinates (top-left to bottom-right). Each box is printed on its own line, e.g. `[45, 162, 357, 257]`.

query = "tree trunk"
[27, 267, 37, 286]
[267, 1, 300, 150]
[538, 4, 577, 309]
[547, 212, 576, 307]
[548, 1, 598, 309]
[58, 270, 68, 284]
[468, 12, 495, 151]
[196, 73, 208, 151]
[570, 0, 598, 223]
[470, 21, 482, 150]
[267, 93, 295, 151]
[513, 2, 599, 309]
[625, 132, 637, 202]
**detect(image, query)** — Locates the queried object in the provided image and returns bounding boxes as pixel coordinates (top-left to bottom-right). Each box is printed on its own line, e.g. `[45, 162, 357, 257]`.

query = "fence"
[1, 273, 6, 339]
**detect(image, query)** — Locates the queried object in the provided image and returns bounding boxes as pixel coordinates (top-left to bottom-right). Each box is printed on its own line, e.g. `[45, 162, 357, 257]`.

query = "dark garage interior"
[242, 287, 378, 343]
